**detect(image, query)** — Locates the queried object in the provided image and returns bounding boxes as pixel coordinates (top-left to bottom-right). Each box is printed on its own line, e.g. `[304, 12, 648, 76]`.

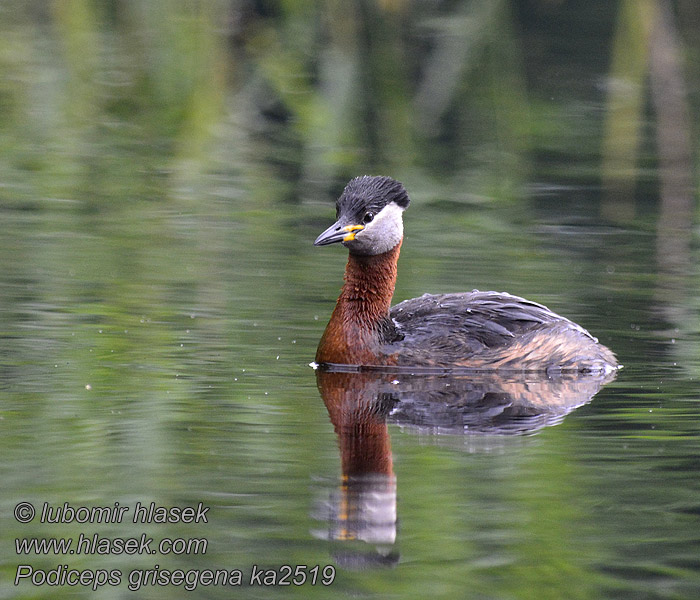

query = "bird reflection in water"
[311, 365, 616, 569]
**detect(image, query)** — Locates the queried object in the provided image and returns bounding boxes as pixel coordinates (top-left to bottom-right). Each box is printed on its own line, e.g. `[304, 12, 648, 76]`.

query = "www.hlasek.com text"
[16, 532, 206, 556]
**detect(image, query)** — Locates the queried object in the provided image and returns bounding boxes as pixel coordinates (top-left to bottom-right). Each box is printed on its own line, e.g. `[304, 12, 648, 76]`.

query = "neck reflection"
[316, 370, 398, 554]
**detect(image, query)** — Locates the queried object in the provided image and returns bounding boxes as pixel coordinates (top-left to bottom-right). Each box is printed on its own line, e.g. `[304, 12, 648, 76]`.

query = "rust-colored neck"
[317, 371, 394, 476]
[316, 241, 402, 365]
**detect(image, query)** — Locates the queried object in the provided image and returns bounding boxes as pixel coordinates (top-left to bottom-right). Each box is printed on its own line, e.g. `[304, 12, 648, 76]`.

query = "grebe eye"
[363, 212, 374, 224]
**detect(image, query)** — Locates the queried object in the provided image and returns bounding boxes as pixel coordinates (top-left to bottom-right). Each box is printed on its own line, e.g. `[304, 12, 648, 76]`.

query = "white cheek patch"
[352, 202, 405, 255]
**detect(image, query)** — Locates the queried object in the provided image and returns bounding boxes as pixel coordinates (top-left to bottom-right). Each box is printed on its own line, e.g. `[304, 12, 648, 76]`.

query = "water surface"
[2, 2, 700, 599]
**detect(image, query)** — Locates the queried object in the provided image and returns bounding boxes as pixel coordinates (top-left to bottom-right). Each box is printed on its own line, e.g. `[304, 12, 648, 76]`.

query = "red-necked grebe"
[314, 175, 618, 373]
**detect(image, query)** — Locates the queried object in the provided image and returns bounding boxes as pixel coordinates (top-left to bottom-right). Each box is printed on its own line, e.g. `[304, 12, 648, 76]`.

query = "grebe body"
[314, 176, 617, 373]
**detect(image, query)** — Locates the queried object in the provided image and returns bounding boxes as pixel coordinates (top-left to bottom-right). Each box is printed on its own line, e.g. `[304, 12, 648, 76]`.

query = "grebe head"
[314, 176, 410, 255]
